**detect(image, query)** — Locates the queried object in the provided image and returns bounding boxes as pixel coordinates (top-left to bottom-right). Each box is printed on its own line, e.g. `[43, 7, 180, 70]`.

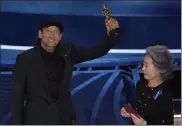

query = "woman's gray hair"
[146, 45, 176, 81]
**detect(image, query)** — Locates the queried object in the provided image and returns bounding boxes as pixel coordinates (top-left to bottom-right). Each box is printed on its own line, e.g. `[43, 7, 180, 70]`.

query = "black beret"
[39, 19, 64, 33]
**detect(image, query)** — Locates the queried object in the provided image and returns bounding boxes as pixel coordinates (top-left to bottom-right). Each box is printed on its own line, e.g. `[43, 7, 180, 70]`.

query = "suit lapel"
[55, 43, 68, 86]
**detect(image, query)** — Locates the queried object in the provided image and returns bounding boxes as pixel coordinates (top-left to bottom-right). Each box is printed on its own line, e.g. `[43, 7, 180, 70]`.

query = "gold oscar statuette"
[102, 4, 117, 35]
[102, 4, 111, 20]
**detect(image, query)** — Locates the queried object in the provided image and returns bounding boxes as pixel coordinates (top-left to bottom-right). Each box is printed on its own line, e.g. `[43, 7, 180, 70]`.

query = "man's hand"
[105, 18, 119, 35]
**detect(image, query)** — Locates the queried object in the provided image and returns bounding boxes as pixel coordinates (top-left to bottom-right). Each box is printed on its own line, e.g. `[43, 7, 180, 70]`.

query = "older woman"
[121, 45, 175, 125]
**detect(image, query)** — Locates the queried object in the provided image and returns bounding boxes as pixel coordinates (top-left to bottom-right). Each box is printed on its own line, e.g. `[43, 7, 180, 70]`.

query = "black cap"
[39, 19, 64, 33]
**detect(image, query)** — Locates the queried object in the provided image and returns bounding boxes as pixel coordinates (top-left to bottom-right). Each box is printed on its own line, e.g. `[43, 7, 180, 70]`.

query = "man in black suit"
[11, 18, 122, 125]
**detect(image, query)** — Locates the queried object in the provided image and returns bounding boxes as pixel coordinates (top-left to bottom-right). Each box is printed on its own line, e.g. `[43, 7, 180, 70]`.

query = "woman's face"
[142, 55, 160, 81]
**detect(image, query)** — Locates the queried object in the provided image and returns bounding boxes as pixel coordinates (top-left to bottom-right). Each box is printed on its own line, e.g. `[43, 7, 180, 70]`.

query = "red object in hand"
[124, 104, 140, 119]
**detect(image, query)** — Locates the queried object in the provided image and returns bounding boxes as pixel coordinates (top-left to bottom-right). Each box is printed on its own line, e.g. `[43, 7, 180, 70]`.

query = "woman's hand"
[131, 113, 147, 125]
[120, 107, 131, 118]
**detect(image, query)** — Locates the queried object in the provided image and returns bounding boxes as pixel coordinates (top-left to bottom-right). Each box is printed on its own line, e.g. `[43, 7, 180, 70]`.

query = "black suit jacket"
[11, 30, 122, 125]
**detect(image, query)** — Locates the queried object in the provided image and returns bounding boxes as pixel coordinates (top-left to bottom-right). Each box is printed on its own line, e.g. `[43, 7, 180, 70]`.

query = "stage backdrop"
[0, 1, 181, 49]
